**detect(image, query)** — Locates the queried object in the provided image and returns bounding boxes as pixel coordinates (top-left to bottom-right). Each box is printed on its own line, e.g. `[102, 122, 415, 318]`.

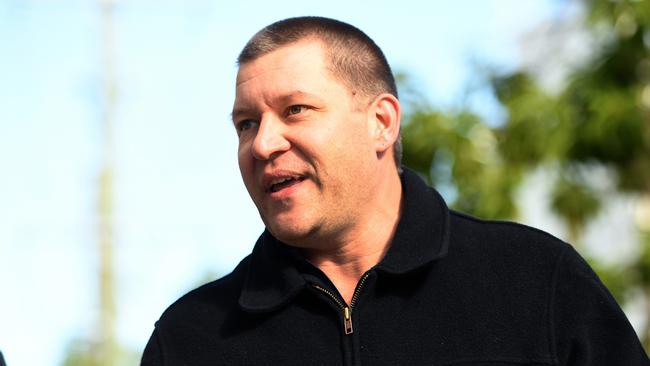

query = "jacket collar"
[238, 167, 450, 313]
[374, 168, 450, 274]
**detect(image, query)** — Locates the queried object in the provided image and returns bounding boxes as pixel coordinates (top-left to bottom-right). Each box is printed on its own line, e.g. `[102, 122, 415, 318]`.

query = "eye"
[287, 105, 306, 115]
[236, 119, 258, 134]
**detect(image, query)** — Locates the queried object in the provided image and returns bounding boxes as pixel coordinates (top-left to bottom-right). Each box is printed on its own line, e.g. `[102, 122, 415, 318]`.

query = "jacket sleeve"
[141, 327, 165, 366]
[553, 245, 649, 365]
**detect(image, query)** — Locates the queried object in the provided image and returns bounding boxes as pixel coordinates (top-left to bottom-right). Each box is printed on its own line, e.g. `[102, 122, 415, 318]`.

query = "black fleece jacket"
[142, 169, 649, 365]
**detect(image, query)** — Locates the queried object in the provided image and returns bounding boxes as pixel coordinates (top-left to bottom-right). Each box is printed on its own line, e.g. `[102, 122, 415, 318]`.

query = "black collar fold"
[375, 168, 450, 274]
[238, 168, 450, 313]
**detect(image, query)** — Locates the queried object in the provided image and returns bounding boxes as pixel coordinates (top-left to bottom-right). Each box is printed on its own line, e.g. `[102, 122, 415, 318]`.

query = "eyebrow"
[231, 91, 323, 123]
[231, 107, 252, 124]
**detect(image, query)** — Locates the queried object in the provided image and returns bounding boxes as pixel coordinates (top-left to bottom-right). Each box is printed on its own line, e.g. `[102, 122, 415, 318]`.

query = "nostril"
[251, 131, 290, 161]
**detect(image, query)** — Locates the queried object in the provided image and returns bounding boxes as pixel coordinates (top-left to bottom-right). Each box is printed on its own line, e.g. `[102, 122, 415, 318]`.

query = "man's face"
[232, 40, 380, 248]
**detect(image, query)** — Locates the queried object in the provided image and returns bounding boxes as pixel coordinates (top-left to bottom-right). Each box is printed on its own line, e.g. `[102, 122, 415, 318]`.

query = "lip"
[268, 178, 305, 199]
[261, 170, 307, 197]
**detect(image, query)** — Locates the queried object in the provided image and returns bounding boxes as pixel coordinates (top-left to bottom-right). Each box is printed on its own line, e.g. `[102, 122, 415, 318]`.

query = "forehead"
[236, 39, 331, 85]
[233, 40, 354, 113]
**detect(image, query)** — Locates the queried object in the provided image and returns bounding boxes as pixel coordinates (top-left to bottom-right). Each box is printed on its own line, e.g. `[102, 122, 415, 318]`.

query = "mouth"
[266, 175, 307, 193]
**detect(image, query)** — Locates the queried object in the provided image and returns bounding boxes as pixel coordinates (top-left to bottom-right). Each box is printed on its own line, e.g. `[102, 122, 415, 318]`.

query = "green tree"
[402, 107, 521, 219]
[60, 339, 139, 366]
[401, 0, 650, 350]
[493, 0, 650, 334]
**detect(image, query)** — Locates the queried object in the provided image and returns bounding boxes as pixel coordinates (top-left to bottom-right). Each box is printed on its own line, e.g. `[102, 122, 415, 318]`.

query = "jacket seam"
[435, 187, 451, 258]
[442, 355, 556, 365]
[154, 322, 168, 366]
[547, 244, 570, 365]
[450, 210, 565, 244]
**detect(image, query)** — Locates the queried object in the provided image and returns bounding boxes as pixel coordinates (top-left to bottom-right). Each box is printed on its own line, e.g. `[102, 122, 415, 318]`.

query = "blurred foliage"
[59, 271, 224, 365]
[493, 2, 650, 192]
[402, 108, 521, 219]
[60, 338, 139, 366]
[401, 0, 650, 350]
[550, 171, 601, 242]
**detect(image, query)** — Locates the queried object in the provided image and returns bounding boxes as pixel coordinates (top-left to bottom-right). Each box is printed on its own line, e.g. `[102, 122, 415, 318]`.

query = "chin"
[264, 219, 315, 247]
[259, 203, 325, 247]
[268, 225, 308, 245]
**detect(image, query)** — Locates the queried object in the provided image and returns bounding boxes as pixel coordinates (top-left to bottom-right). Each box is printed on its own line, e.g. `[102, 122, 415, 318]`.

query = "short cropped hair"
[237, 16, 402, 170]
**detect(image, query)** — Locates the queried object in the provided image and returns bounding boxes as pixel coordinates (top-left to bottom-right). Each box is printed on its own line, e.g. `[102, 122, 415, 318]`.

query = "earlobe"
[370, 93, 401, 153]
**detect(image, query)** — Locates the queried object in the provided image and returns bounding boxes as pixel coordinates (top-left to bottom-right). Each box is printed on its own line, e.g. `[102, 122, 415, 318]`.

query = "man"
[142, 17, 649, 365]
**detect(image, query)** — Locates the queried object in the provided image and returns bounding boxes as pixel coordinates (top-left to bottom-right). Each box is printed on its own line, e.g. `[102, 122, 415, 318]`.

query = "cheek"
[308, 117, 366, 152]
[332, 123, 374, 158]
[237, 145, 255, 182]
[237, 137, 254, 164]
[237, 147, 246, 170]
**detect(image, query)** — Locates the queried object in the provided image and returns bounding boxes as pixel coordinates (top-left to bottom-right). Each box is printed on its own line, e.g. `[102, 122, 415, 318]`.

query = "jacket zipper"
[312, 272, 370, 335]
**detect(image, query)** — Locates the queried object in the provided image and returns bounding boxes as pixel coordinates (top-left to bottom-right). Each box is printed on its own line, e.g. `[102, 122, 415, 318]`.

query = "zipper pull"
[343, 306, 353, 335]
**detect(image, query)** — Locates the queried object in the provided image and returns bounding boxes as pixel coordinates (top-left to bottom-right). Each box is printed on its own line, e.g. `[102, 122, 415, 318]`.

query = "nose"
[251, 114, 290, 160]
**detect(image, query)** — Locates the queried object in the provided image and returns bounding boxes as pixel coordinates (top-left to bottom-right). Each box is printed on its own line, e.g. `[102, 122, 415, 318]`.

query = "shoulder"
[440, 210, 574, 301]
[143, 255, 264, 364]
[155, 255, 251, 330]
[448, 209, 570, 264]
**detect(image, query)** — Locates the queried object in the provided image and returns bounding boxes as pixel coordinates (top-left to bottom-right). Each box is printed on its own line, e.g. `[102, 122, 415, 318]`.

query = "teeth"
[268, 176, 301, 192]
[271, 177, 293, 186]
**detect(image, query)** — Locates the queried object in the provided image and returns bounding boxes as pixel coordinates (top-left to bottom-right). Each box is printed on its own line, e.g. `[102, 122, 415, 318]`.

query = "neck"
[302, 168, 402, 304]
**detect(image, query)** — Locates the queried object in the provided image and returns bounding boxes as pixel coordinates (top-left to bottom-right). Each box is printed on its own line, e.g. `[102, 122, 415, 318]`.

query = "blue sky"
[0, 0, 594, 364]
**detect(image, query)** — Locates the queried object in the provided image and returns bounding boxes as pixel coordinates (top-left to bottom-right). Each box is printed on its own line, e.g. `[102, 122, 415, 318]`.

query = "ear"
[368, 93, 401, 155]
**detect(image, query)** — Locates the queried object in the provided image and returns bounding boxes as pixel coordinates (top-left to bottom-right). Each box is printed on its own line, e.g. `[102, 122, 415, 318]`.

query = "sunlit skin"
[232, 39, 402, 302]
